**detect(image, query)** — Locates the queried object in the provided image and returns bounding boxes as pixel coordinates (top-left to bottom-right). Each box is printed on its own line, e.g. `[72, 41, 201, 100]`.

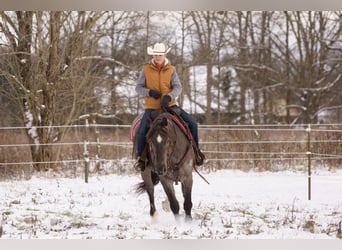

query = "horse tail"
[134, 182, 147, 194]
[135, 172, 159, 194]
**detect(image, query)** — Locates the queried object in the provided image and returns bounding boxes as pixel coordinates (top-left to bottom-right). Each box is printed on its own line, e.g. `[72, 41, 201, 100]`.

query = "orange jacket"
[136, 59, 181, 109]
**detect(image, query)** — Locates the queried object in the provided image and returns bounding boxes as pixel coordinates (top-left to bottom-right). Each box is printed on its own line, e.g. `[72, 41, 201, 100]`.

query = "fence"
[200, 124, 341, 170]
[1, 123, 342, 191]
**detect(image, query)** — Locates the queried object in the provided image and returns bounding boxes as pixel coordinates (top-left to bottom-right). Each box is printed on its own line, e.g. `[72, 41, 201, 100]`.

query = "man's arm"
[168, 71, 182, 99]
[135, 70, 150, 97]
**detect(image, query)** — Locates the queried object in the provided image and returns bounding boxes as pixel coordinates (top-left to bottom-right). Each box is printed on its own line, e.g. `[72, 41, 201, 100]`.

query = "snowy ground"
[0, 168, 341, 239]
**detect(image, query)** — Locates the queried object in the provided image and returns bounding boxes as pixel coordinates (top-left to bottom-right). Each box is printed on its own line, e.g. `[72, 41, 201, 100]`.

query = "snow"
[0, 169, 341, 239]
[24, 101, 40, 148]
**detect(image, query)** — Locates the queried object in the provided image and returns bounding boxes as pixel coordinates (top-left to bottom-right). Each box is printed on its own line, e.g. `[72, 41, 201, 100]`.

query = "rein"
[147, 112, 210, 184]
[166, 117, 210, 185]
[168, 121, 191, 169]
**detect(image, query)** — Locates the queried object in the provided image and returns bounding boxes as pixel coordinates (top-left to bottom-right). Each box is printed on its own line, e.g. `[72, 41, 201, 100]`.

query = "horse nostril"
[158, 167, 167, 176]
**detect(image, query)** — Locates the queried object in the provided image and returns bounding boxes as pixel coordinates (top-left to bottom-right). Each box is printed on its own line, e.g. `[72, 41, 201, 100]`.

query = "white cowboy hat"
[147, 43, 171, 55]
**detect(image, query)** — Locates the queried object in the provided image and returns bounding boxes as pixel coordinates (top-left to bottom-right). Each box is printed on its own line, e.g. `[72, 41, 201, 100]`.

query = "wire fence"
[0, 123, 341, 181]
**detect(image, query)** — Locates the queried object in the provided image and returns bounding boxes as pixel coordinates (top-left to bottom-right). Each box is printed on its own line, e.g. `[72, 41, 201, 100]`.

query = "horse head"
[146, 113, 175, 176]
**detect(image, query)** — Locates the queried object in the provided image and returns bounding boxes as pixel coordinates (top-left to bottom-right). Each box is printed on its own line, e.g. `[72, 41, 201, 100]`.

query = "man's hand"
[161, 95, 171, 111]
[149, 90, 162, 99]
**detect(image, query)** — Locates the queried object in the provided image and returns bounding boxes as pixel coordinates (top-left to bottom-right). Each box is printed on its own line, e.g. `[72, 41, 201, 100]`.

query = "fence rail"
[1, 123, 341, 176]
[1, 122, 341, 200]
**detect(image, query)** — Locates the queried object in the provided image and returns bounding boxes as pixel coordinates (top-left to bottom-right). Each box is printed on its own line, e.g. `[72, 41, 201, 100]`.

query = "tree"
[0, 11, 106, 171]
[189, 11, 228, 124]
[281, 11, 342, 124]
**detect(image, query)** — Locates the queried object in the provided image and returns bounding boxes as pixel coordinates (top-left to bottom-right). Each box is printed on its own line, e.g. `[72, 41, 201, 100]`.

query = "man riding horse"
[134, 42, 205, 171]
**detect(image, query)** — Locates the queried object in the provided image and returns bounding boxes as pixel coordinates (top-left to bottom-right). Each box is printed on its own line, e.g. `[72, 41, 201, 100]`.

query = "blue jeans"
[136, 109, 153, 157]
[179, 108, 199, 147]
[136, 107, 199, 157]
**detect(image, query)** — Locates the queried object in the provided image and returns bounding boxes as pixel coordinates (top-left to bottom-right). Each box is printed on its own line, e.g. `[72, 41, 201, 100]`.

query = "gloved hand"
[149, 89, 162, 99]
[161, 95, 171, 111]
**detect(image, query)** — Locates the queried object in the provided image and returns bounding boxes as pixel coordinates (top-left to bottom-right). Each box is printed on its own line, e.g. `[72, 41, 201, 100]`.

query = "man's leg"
[179, 108, 199, 146]
[134, 109, 152, 170]
[179, 108, 205, 165]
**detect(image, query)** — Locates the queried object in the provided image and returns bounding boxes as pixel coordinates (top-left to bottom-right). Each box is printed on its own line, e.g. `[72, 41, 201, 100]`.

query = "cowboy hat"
[147, 43, 171, 55]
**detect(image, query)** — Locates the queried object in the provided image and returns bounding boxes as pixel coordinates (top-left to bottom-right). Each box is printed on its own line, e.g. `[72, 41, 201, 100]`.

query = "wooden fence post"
[306, 124, 311, 200]
[93, 118, 101, 173]
[84, 118, 90, 183]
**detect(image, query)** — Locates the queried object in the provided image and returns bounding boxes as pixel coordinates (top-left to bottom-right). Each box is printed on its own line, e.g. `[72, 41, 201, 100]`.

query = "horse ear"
[161, 117, 168, 127]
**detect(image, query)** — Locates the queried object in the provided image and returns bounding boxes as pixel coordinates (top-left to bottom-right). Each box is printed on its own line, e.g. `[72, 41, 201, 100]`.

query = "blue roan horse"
[135, 111, 195, 220]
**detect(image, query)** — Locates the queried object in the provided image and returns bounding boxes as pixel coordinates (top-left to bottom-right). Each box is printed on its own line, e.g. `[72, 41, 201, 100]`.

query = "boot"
[194, 147, 205, 166]
[134, 156, 146, 171]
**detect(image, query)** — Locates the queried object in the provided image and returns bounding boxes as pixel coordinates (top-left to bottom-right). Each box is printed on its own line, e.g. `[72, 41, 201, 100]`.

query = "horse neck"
[169, 119, 190, 154]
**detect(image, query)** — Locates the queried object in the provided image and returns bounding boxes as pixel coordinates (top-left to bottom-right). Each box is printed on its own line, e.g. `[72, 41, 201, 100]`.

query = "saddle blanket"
[129, 112, 190, 142]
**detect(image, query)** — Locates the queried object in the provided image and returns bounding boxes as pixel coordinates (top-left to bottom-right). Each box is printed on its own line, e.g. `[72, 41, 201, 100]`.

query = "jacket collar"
[151, 58, 170, 70]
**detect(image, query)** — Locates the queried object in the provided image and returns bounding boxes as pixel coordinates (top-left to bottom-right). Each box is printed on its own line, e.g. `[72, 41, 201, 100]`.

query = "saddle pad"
[129, 113, 144, 141]
[129, 112, 191, 142]
[169, 114, 192, 141]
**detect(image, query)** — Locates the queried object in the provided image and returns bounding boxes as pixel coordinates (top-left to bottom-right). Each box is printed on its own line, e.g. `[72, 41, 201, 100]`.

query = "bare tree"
[0, 11, 106, 171]
[223, 11, 342, 124]
[280, 11, 342, 124]
[188, 11, 226, 124]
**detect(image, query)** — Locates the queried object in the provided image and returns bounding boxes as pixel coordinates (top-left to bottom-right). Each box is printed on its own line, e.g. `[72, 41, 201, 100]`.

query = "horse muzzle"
[157, 165, 167, 176]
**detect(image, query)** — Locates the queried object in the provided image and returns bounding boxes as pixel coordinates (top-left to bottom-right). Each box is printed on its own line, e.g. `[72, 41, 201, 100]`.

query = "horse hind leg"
[182, 177, 193, 220]
[147, 191, 156, 216]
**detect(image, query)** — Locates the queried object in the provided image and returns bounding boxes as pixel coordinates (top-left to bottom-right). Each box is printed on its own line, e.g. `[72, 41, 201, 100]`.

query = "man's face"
[153, 54, 166, 64]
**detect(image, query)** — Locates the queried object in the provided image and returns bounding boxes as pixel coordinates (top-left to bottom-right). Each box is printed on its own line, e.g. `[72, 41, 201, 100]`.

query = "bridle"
[146, 114, 190, 175]
[147, 117, 173, 171]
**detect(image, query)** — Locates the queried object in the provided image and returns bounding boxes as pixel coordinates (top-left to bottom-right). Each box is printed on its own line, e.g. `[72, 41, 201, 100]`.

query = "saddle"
[129, 108, 191, 143]
[129, 107, 205, 166]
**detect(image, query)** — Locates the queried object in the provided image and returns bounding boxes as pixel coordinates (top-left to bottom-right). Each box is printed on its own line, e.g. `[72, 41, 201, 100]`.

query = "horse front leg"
[141, 168, 156, 216]
[182, 176, 193, 220]
[160, 178, 180, 217]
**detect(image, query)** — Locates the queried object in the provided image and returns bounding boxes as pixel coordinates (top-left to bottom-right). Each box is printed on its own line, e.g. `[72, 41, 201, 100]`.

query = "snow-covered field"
[0, 168, 341, 239]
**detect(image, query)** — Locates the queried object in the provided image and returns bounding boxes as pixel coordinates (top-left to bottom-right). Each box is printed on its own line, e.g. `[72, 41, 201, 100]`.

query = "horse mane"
[146, 112, 173, 140]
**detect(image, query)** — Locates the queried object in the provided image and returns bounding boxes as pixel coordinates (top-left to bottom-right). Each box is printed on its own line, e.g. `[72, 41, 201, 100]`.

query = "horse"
[134, 110, 196, 220]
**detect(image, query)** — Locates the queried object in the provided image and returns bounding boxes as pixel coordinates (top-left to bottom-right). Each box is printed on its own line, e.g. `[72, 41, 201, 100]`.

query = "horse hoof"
[185, 215, 192, 221]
